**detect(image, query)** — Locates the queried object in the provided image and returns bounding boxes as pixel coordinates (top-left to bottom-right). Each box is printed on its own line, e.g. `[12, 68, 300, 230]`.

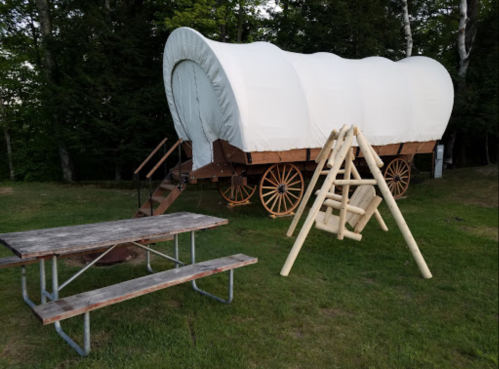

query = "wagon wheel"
[259, 163, 304, 216]
[218, 179, 256, 204]
[384, 158, 411, 199]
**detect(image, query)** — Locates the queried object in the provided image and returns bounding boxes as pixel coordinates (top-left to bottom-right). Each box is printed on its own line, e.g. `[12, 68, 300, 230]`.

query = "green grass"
[0, 166, 497, 369]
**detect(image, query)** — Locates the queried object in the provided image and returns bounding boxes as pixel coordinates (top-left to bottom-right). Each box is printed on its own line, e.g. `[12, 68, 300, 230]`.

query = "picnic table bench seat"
[34, 254, 257, 325]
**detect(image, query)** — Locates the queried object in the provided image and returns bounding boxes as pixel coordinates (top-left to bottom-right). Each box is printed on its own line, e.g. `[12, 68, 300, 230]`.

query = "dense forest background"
[0, 0, 497, 182]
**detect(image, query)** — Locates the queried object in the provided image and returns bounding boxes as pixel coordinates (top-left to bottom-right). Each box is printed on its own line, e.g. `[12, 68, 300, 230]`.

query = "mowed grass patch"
[0, 166, 497, 369]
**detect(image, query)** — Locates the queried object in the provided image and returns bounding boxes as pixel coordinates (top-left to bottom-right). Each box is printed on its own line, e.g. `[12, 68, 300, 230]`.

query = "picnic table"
[0, 212, 257, 356]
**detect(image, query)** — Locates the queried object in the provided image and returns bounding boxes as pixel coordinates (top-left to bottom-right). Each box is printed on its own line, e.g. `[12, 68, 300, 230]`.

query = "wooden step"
[151, 196, 165, 204]
[137, 208, 153, 216]
[33, 254, 258, 325]
[160, 183, 177, 191]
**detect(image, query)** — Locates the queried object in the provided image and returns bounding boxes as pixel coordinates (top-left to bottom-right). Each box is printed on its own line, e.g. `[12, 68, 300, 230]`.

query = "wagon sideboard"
[175, 139, 437, 183]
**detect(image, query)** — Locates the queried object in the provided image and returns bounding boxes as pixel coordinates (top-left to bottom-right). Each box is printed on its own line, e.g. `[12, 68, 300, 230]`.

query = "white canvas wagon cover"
[163, 27, 454, 170]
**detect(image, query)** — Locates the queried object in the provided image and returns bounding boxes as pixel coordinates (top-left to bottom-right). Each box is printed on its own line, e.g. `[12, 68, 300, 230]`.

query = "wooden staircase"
[133, 138, 186, 218]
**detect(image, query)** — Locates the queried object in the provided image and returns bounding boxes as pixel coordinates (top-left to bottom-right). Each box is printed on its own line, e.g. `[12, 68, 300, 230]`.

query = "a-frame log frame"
[281, 125, 432, 279]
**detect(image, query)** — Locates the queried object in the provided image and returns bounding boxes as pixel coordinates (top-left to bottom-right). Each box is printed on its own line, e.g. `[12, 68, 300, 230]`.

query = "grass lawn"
[0, 166, 497, 369]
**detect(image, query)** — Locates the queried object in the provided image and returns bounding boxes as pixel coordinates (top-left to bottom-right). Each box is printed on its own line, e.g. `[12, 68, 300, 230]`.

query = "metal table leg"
[190, 231, 234, 304]
[51, 255, 91, 357]
[20, 266, 36, 308]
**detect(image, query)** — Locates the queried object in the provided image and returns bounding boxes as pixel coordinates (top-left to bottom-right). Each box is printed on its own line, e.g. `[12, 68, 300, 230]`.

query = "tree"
[34, 0, 75, 181]
[402, 0, 413, 57]
[162, 0, 267, 43]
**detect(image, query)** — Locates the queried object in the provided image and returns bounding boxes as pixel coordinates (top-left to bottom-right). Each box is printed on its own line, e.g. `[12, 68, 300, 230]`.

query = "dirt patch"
[460, 225, 499, 242]
[0, 187, 13, 195]
[475, 166, 499, 176]
[293, 330, 304, 339]
[167, 299, 182, 309]
[363, 278, 377, 285]
[320, 308, 354, 318]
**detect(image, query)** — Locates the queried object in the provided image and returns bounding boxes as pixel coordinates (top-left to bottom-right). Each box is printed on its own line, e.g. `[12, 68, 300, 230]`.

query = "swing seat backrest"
[347, 185, 383, 233]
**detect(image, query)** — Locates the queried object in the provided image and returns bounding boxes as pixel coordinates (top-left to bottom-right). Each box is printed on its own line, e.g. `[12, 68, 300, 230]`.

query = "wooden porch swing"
[282, 125, 432, 279]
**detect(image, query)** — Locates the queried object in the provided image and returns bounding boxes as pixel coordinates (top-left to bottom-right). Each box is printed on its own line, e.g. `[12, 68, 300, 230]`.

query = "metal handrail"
[146, 138, 183, 179]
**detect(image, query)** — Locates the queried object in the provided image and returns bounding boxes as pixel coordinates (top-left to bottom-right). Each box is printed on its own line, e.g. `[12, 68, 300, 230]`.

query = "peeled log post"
[356, 131, 432, 279]
[281, 127, 355, 276]
[286, 130, 338, 237]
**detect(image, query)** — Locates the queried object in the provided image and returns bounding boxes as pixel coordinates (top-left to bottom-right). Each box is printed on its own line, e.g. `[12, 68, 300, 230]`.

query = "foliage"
[161, 0, 267, 42]
[0, 0, 497, 181]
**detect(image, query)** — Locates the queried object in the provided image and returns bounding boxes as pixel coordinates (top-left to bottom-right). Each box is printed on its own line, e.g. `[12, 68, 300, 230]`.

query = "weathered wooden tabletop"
[0, 212, 228, 259]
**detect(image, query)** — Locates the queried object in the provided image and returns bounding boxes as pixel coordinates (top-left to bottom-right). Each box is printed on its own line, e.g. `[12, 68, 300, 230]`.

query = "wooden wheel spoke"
[283, 167, 293, 184]
[265, 192, 279, 206]
[241, 185, 250, 198]
[264, 177, 279, 187]
[397, 181, 404, 195]
[287, 180, 302, 187]
[270, 171, 280, 186]
[270, 193, 280, 211]
[281, 165, 287, 185]
[262, 186, 279, 190]
[387, 165, 395, 176]
[262, 189, 277, 197]
[260, 163, 303, 215]
[285, 172, 299, 186]
[219, 180, 256, 204]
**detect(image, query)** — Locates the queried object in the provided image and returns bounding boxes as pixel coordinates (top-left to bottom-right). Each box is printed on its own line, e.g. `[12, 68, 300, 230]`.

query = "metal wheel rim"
[259, 163, 304, 215]
[384, 158, 411, 199]
[218, 180, 256, 204]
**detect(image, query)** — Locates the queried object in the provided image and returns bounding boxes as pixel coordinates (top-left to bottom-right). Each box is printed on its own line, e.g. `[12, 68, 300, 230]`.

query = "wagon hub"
[278, 184, 287, 194]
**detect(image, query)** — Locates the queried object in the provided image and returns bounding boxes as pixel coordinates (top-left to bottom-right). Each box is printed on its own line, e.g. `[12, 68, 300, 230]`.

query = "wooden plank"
[134, 138, 168, 175]
[218, 140, 248, 164]
[376, 144, 401, 156]
[0, 255, 38, 269]
[346, 185, 376, 228]
[0, 244, 141, 269]
[33, 254, 258, 325]
[0, 213, 228, 259]
[400, 142, 422, 155]
[182, 141, 193, 158]
[416, 141, 437, 154]
[146, 139, 183, 179]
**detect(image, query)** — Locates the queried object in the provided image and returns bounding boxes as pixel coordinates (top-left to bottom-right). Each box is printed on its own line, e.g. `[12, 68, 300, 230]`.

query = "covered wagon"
[134, 27, 454, 218]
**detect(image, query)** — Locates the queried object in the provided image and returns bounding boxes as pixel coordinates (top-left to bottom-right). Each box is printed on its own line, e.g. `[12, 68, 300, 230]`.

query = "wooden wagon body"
[132, 137, 436, 218]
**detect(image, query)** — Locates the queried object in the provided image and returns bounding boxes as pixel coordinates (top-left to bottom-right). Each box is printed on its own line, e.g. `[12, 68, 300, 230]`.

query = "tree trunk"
[444, 129, 457, 167]
[217, 0, 226, 42]
[402, 0, 413, 57]
[485, 132, 491, 165]
[0, 96, 15, 181]
[3, 128, 15, 181]
[458, 0, 477, 79]
[34, 0, 75, 181]
[115, 164, 122, 181]
[237, 1, 245, 43]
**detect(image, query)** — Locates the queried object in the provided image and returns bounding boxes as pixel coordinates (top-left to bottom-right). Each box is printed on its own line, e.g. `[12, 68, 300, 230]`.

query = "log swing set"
[281, 124, 433, 279]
